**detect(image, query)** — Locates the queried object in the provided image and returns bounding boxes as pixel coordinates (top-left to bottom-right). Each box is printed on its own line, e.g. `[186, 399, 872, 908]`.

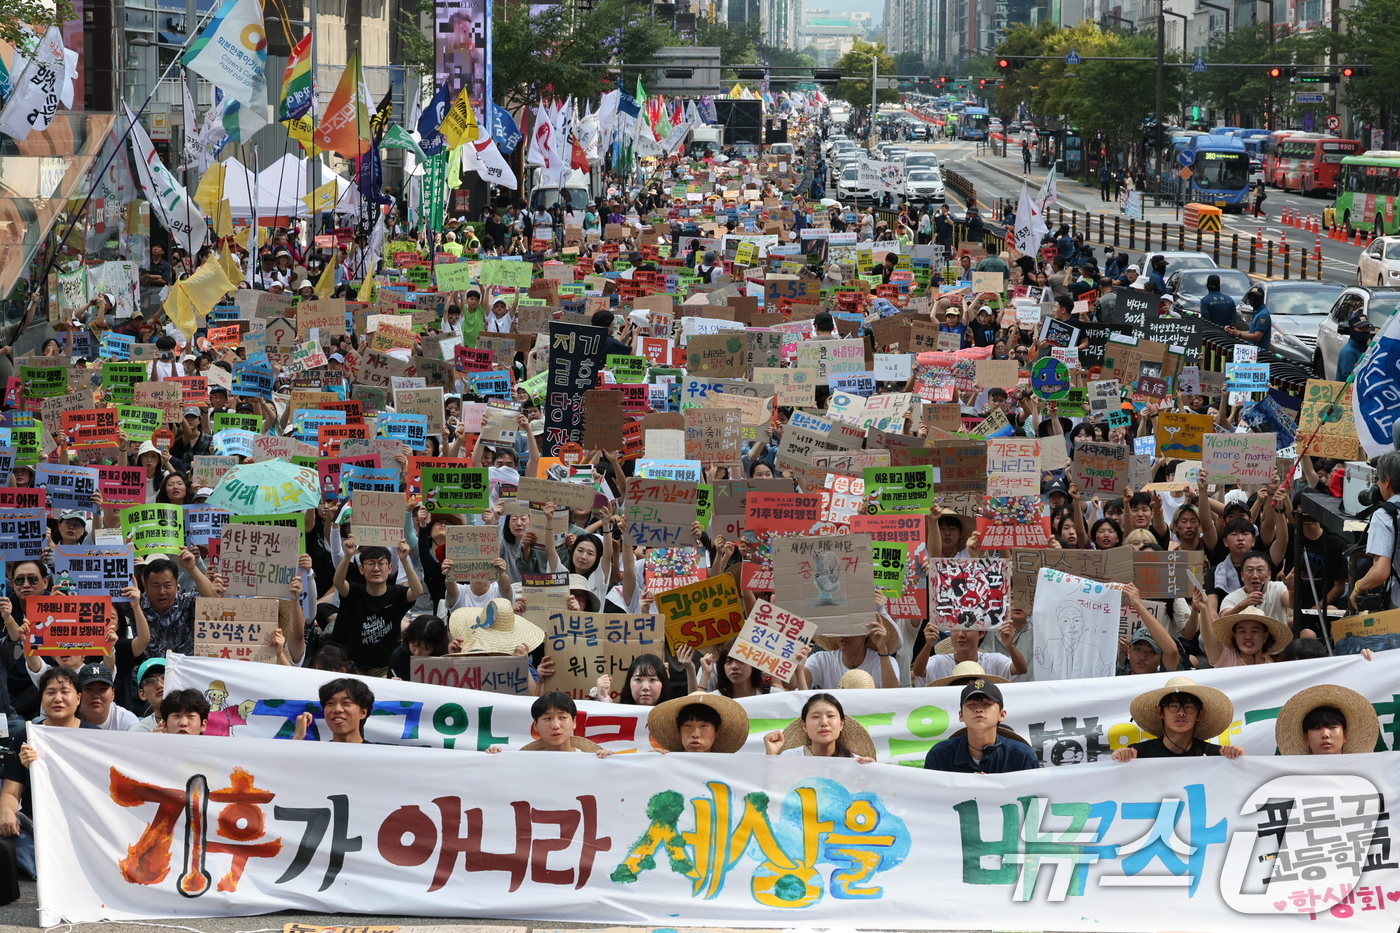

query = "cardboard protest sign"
[1069, 441, 1130, 497]
[26, 596, 113, 655]
[1031, 568, 1121, 681]
[517, 475, 597, 512]
[193, 597, 282, 663]
[40, 390, 94, 436]
[625, 479, 698, 548]
[1133, 550, 1206, 599]
[133, 382, 183, 424]
[1157, 411, 1214, 460]
[686, 334, 748, 377]
[582, 388, 627, 450]
[393, 387, 445, 435]
[349, 490, 405, 547]
[216, 525, 300, 598]
[541, 611, 661, 699]
[771, 533, 876, 637]
[1297, 379, 1363, 460]
[932, 558, 1008, 631]
[411, 655, 531, 694]
[191, 456, 240, 490]
[443, 525, 499, 584]
[985, 438, 1041, 497]
[730, 599, 816, 682]
[1203, 432, 1276, 484]
[657, 575, 745, 651]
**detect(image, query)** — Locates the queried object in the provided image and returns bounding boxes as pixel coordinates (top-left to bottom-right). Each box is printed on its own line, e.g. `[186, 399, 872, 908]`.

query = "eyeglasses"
[12, 575, 42, 585]
[1161, 702, 1201, 714]
[361, 558, 391, 568]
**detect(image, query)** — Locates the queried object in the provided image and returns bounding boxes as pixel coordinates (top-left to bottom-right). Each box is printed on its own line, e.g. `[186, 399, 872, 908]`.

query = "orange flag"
[313, 48, 371, 160]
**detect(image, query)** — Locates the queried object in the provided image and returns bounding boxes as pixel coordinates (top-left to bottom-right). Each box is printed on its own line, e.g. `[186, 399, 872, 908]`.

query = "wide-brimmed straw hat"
[1130, 675, 1234, 741]
[930, 659, 1008, 688]
[447, 598, 545, 653]
[1275, 684, 1380, 756]
[1210, 606, 1292, 657]
[815, 616, 899, 652]
[780, 714, 877, 759]
[934, 630, 987, 655]
[520, 735, 605, 753]
[647, 691, 750, 753]
[568, 573, 601, 612]
[838, 670, 876, 689]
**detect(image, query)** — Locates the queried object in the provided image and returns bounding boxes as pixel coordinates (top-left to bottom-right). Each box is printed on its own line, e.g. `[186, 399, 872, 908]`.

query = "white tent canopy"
[217, 153, 358, 219]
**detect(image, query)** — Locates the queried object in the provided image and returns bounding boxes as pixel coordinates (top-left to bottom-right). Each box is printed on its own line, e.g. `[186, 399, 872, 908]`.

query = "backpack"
[1357, 501, 1400, 612]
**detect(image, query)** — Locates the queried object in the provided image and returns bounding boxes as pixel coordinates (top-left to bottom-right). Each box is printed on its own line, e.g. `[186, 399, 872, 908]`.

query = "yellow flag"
[164, 253, 238, 342]
[301, 180, 339, 213]
[283, 116, 320, 156]
[211, 199, 235, 239]
[217, 247, 242, 286]
[730, 82, 745, 99]
[359, 264, 377, 304]
[315, 253, 340, 299]
[194, 163, 227, 217]
[441, 87, 480, 147]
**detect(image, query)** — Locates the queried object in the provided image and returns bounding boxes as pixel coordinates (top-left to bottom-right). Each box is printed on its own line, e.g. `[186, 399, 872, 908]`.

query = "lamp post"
[1196, 1, 1230, 35]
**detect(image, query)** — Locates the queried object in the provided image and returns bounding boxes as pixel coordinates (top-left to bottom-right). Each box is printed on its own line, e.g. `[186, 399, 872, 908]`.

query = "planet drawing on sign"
[1031, 357, 1070, 400]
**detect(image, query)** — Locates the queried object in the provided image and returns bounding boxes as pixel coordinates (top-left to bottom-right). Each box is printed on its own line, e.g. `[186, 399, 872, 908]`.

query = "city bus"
[959, 106, 990, 141]
[1179, 135, 1253, 210]
[1276, 134, 1363, 194]
[1261, 130, 1296, 187]
[1332, 151, 1400, 236]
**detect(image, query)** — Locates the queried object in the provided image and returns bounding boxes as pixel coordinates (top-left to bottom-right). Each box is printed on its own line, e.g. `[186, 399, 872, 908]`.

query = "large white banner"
[858, 157, 905, 194]
[33, 725, 1400, 927]
[166, 652, 1400, 765]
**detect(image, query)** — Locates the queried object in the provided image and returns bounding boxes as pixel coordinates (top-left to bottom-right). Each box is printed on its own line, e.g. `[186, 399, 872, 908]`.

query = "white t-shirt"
[448, 581, 504, 613]
[914, 650, 1016, 688]
[1219, 581, 1289, 624]
[804, 647, 896, 689]
[93, 705, 139, 731]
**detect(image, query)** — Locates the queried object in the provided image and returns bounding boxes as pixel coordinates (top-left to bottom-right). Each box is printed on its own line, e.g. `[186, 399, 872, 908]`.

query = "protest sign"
[771, 534, 875, 637]
[625, 479, 698, 548]
[730, 599, 816, 682]
[421, 467, 490, 513]
[443, 525, 499, 584]
[350, 490, 405, 546]
[410, 655, 532, 694]
[544, 322, 607, 455]
[216, 525, 300, 598]
[61, 408, 120, 449]
[1203, 432, 1277, 484]
[191, 456, 240, 490]
[193, 597, 282, 663]
[133, 382, 183, 424]
[1297, 379, 1363, 460]
[932, 558, 1008, 630]
[183, 506, 233, 546]
[119, 504, 185, 556]
[26, 596, 112, 655]
[36, 463, 98, 511]
[96, 466, 146, 505]
[1157, 411, 1213, 460]
[394, 387, 445, 435]
[518, 475, 597, 512]
[862, 466, 935, 513]
[984, 438, 1041, 497]
[1031, 568, 1121, 681]
[53, 545, 135, 600]
[0, 508, 46, 560]
[541, 611, 661, 699]
[1069, 441, 1130, 497]
[657, 575, 745, 651]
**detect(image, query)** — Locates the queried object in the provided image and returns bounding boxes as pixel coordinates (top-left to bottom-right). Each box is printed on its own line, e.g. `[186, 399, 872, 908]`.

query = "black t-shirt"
[1131, 736, 1222, 759]
[329, 582, 412, 669]
[1296, 530, 1348, 609]
[971, 321, 998, 347]
[3, 721, 100, 817]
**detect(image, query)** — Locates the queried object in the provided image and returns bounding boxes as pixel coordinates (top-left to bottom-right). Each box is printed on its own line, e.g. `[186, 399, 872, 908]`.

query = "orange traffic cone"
[1356, 229, 1366, 246]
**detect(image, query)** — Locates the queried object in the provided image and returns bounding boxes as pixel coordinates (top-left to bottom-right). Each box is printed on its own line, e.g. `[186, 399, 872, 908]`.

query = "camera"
[1359, 484, 1383, 509]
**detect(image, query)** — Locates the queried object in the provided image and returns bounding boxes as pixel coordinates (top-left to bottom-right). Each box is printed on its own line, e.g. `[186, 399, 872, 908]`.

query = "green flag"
[381, 123, 427, 162]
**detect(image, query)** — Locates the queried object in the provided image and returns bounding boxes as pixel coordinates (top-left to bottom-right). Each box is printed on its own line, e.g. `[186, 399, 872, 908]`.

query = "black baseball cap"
[960, 679, 1004, 707]
[78, 663, 114, 688]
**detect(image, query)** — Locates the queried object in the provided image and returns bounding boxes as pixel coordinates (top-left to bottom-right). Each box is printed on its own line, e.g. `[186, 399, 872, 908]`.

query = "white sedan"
[1356, 236, 1400, 288]
[905, 169, 946, 203]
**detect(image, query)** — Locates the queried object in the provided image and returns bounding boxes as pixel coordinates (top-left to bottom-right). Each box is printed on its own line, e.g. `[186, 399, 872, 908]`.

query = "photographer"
[1352, 452, 1400, 612]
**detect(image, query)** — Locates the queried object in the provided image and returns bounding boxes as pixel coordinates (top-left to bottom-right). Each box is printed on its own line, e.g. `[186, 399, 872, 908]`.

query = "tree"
[1188, 23, 1270, 126]
[893, 50, 924, 78]
[833, 39, 899, 105]
[396, 0, 437, 73]
[0, 1, 75, 48]
[1337, 0, 1398, 130]
[491, 0, 678, 111]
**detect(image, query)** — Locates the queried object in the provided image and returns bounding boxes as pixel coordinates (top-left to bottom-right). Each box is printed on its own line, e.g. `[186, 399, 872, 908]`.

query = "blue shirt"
[1199, 291, 1237, 328]
[1248, 306, 1272, 351]
[924, 734, 1043, 773]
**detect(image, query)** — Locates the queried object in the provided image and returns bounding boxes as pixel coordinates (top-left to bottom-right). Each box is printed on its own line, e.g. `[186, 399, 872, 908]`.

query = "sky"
[806, 1, 882, 26]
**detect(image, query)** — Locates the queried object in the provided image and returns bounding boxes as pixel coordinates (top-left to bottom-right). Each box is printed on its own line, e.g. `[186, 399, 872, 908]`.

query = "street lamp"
[1196, 1, 1230, 35]
[1163, 9, 1189, 56]
[1101, 12, 1135, 32]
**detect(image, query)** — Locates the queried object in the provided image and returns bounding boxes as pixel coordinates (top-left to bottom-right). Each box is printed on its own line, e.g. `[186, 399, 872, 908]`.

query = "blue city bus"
[959, 106, 990, 140]
[1177, 135, 1252, 210]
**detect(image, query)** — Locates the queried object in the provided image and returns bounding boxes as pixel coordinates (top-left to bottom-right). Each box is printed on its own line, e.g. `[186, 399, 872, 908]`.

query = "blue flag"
[417, 84, 452, 156]
[617, 92, 640, 119]
[491, 103, 522, 155]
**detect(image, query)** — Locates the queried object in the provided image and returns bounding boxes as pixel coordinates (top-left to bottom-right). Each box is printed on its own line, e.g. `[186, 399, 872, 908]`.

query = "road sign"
[1193, 58, 1207, 73]
[1065, 49, 1081, 65]
[1179, 167, 1193, 180]
[1178, 149, 1196, 167]
[1328, 114, 1342, 131]
[1296, 92, 1327, 104]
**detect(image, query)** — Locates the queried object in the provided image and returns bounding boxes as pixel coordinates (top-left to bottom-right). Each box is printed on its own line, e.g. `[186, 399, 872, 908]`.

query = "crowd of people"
[0, 110, 1390, 892]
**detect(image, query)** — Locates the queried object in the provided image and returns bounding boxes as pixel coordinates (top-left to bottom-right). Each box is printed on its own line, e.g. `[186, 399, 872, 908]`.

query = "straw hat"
[447, 598, 545, 653]
[930, 660, 1008, 688]
[837, 670, 876, 689]
[933, 630, 988, 655]
[815, 616, 899, 652]
[1210, 606, 1293, 657]
[932, 507, 977, 540]
[1129, 675, 1234, 741]
[568, 573, 601, 612]
[1275, 685, 1380, 756]
[520, 735, 605, 753]
[647, 691, 750, 753]
[779, 714, 877, 759]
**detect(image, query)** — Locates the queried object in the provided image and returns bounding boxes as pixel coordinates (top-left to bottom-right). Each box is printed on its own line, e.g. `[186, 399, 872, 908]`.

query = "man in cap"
[923, 679, 1040, 773]
[1199, 273, 1237, 327]
[130, 658, 167, 732]
[1113, 675, 1245, 760]
[969, 305, 998, 347]
[1116, 583, 1181, 674]
[939, 305, 967, 349]
[696, 250, 721, 283]
[77, 662, 138, 731]
[171, 407, 212, 463]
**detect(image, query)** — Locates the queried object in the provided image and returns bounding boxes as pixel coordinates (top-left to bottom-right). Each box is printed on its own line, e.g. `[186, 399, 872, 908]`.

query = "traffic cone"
[1315, 234, 1323, 259]
[1256, 227, 1264, 248]
[1356, 229, 1366, 246]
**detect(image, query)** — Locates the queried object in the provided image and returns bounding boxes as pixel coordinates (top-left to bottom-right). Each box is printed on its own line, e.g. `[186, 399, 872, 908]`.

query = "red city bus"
[1261, 130, 1296, 187]
[1278, 135, 1364, 194]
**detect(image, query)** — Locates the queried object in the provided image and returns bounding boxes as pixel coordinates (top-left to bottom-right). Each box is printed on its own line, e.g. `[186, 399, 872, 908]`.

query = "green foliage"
[892, 50, 924, 77]
[0, 0, 74, 48]
[833, 39, 899, 105]
[1188, 22, 1270, 123]
[694, 19, 760, 66]
[491, 0, 678, 110]
[1340, 0, 1400, 125]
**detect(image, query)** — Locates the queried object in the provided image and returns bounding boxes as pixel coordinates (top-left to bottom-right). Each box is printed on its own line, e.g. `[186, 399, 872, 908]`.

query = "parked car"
[1008, 121, 1022, 133]
[767, 142, 795, 157]
[1256, 281, 1346, 367]
[1166, 267, 1254, 316]
[1315, 287, 1400, 380]
[1356, 236, 1400, 288]
[1136, 251, 1218, 278]
[905, 169, 946, 202]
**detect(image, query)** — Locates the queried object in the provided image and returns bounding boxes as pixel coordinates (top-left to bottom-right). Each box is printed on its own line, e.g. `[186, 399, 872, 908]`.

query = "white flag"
[0, 27, 67, 141]
[463, 137, 518, 189]
[182, 0, 267, 106]
[1037, 165, 1058, 210]
[1013, 181, 1047, 257]
[181, 77, 202, 170]
[125, 104, 209, 256]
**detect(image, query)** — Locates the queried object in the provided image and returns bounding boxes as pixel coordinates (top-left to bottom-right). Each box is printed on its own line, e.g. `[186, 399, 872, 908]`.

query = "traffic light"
[996, 57, 1019, 71]
[1266, 66, 1296, 80]
[1341, 65, 1371, 78]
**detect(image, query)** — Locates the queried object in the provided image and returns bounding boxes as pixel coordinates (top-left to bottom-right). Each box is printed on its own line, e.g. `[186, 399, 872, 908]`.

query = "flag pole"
[306, 0, 320, 249]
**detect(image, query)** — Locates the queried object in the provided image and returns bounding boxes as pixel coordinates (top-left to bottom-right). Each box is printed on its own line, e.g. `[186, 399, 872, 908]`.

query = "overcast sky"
[805, 1, 881, 24]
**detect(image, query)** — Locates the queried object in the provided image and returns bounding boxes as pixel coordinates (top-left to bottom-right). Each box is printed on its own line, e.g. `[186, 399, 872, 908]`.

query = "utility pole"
[870, 51, 878, 150]
[306, 0, 320, 236]
[1155, 0, 1165, 181]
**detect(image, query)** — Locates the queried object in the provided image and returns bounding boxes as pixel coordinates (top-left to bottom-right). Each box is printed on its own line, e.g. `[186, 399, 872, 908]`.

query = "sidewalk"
[973, 148, 1187, 223]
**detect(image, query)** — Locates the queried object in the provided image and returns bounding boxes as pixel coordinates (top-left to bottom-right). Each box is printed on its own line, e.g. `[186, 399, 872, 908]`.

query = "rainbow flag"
[279, 32, 314, 121]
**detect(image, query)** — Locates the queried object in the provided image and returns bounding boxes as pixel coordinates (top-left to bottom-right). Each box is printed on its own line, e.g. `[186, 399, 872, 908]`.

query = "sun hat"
[930, 659, 1008, 688]
[1209, 606, 1292, 657]
[780, 711, 877, 758]
[814, 616, 899, 652]
[1129, 675, 1234, 741]
[1275, 684, 1380, 756]
[933, 629, 987, 655]
[647, 691, 750, 753]
[136, 440, 160, 458]
[837, 670, 876, 689]
[447, 598, 545, 653]
[567, 574, 601, 612]
[520, 735, 605, 753]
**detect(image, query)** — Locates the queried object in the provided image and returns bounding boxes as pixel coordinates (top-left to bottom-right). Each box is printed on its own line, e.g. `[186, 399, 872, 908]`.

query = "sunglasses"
[12, 575, 43, 585]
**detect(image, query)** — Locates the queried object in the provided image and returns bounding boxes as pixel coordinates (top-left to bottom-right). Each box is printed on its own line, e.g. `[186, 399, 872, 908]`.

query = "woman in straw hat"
[1201, 600, 1292, 668]
[1275, 685, 1380, 756]
[647, 691, 750, 754]
[763, 693, 877, 762]
[1112, 675, 1245, 761]
[446, 598, 554, 695]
